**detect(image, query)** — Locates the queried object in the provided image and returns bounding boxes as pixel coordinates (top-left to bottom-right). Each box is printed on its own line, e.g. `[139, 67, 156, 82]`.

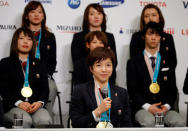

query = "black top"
[71, 30, 117, 85]
[0, 98, 4, 127]
[183, 68, 188, 94]
[130, 31, 177, 69]
[70, 80, 132, 128]
[127, 52, 177, 113]
[0, 56, 49, 113]
[39, 31, 57, 76]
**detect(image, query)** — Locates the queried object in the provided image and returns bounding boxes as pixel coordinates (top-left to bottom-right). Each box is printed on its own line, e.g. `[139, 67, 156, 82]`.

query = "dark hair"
[85, 31, 108, 48]
[10, 27, 36, 58]
[140, 4, 165, 30]
[87, 47, 115, 68]
[22, 1, 49, 35]
[141, 22, 163, 37]
[82, 3, 106, 31]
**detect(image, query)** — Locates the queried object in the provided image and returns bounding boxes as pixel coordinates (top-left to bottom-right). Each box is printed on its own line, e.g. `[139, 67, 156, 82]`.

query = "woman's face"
[144, 8, 160, 24]
[88, 7, 103, 29]
[90, 58, 113, 84]
[28, 6, 44, 26]
[17, 32, 33, 55]
[86, 36, 104, 51]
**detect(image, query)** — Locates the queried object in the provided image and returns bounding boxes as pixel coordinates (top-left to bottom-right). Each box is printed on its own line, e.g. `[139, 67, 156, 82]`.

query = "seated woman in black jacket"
[0, 28, 52, 128]
[70, 47, 132, 128]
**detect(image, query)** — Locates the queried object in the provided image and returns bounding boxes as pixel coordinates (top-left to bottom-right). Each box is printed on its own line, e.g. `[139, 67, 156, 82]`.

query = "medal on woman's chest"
[96, 122, 107, 128]
[96, 121, 113, 128]
[21, 85, 32, 101]
[21, 57, 33, 101]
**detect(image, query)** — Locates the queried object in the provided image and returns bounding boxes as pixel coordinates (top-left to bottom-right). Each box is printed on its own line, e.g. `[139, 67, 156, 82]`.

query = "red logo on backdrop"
[164, 28, 174, 35]
[182, 29, 188, 36]
[139, 1, 167, 8]
[0, 1, 8, 6]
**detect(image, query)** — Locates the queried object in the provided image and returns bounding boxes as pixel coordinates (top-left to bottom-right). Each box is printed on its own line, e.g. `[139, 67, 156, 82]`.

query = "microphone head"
[101, 87, 108, 98]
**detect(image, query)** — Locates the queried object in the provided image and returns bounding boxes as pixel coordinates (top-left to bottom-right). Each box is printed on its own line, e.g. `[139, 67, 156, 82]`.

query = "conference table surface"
[1, 127, 188, 131]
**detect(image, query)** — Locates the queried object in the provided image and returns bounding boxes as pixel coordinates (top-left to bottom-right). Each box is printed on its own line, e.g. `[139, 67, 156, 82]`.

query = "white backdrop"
[0, 0, 188, 126]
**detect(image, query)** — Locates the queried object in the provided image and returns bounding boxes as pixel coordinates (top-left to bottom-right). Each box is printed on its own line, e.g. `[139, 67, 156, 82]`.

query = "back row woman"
[22, 1, 57, 117]
[71, 3, 118, 85]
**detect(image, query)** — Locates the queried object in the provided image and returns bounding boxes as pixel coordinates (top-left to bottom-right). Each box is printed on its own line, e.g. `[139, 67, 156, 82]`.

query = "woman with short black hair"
[70, 47, 132, 128]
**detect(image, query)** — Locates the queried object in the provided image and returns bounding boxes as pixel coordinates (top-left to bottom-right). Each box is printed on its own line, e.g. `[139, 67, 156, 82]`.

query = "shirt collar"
[144, 49, 158, 58]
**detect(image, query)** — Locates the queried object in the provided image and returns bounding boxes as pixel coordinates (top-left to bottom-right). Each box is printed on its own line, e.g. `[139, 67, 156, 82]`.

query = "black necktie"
[150, 56, 155, 72]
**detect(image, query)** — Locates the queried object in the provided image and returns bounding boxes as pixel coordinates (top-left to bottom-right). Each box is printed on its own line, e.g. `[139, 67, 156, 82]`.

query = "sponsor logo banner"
[0, 0, 8, 7]
[57, 25, 82, 33]
[99, 0, 124, 8]
[182, 29, 188, 35]
[68, 0, 80, 9]
[139, 1, 167, 8]
[183, 1, 188, 8]
[0, 25, 17, 30]
[25, 0, 52, 4]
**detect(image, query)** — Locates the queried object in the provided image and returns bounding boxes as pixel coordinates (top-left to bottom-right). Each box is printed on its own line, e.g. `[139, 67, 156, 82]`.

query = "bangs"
[148, 27, 162, 36]
[92, 4, 104, 13]
[22, 30, 33, 39]
[26, 1, 41, 12]
[94, 57, 108, 64]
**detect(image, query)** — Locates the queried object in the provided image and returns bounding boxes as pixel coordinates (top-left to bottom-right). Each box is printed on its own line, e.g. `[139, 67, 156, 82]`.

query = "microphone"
[101, 87, 109, 116]
[101, 87, 108, 99]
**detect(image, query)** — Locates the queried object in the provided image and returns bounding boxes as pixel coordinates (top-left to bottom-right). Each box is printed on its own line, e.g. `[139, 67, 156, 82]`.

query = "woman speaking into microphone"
[70, 47, 132, 128]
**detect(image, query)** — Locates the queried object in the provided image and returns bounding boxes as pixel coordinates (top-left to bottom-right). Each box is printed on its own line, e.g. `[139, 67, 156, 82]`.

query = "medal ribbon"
[35, 29, 42, 59]
[98, 82, 111, 122]
[144, 54, 154, 80]
[24, 57, 29, 87]
[143, 51, 161, 83]
[153, 52, 161, 83]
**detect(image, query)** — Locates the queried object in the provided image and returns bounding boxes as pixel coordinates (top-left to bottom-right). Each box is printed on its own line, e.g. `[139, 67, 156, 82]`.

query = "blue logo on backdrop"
[183, 1, 188, 8]
[25, 0, 52, 4]
[99, 0, 124, 8]
[68, 0, 80, 9]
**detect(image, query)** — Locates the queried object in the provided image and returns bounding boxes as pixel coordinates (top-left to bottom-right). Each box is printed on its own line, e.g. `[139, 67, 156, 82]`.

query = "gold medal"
[149, 83, 160, 94]
[21, 85, 33, 98]
[106, 122, 113, 128]
[96, 122, 113, 128]
[96, 122, 107, 128]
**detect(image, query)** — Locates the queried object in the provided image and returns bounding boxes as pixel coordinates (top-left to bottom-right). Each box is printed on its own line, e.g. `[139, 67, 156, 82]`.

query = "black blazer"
[70, 80, 132, 128]
[0, 98, 4, 127]
[40, 31, 57, 76]
[130, 31, 177, 69]
[127, 53, 177, 113]
[0, 56, 49, 113]
[71, 30, 117, 84]
[183, 68, 188, 94]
